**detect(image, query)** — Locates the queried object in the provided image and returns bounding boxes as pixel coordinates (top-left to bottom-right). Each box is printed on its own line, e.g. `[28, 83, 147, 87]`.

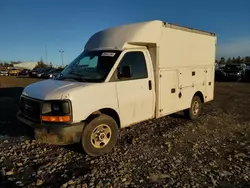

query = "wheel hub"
[192, 101, 199, 115]
[91, 124, 112, 148]
[97, 133, 105, 140]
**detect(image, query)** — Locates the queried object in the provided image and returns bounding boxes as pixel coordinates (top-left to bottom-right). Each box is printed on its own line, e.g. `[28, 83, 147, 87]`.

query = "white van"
[17, 20, 217, 156]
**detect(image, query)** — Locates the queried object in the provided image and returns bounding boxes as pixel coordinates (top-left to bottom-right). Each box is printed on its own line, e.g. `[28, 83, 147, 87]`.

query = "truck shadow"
[63, 143, 85, 154]
[169, 111, 187, 119]
[0, 87, 33, 138]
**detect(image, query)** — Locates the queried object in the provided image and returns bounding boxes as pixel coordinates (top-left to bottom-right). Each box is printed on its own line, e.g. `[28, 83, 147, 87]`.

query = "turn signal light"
[42, 115, 70, 122]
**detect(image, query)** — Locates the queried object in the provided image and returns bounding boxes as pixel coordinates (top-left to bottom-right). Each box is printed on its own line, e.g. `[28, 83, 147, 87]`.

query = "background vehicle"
[215, 64, 225, 81]
[8, 68, 20, 76]
[17, 20, 217, 156]
[36, 68, 47, 78]
[43, 68, 58, 79]
[0, 69, 9, 76]
[41, 68, 64, 79]
[42, 68, 56, 79]
[29, 68, 45, 78]
[51, 68, 64, 78]
[29, 68, 40, 77]
[19, 69, 30, 76]
[37, 68, 53, 78]
[243, 63, 250, 81]
[220, 64, 244, 81]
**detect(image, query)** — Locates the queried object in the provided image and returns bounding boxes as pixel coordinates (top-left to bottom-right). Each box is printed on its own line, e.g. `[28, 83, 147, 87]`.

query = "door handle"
[148, 80, 152, 90]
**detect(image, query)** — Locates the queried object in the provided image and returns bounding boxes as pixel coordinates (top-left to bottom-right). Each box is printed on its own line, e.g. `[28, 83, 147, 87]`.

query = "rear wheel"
[81, 114, 118, 156]
[184, 96, 203, 120]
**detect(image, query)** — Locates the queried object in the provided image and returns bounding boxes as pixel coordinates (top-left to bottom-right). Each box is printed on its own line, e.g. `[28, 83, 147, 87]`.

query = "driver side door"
[111, 50, 154, 128]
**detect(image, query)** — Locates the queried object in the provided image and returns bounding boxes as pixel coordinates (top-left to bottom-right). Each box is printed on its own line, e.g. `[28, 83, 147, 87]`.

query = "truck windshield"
[57, 50, 121, 82]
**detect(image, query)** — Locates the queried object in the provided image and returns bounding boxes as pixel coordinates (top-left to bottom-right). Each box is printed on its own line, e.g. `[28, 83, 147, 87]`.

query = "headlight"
[42, 102, 51, 114]
[52, 103, 60, 112]
[42, 101, 70, 115]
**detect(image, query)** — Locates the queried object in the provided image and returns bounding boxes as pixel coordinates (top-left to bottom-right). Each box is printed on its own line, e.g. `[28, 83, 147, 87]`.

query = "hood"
[223, 69, 241, 73]
[22, 79, 93, 100]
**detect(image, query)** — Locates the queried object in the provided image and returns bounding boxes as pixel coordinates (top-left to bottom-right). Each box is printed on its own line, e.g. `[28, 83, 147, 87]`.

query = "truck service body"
[17, 20, 217, 156]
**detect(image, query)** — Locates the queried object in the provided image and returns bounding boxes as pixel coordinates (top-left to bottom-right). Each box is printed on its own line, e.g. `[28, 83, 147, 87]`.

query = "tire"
[184, 95, 203, 120]
[81, 114, 118, 156]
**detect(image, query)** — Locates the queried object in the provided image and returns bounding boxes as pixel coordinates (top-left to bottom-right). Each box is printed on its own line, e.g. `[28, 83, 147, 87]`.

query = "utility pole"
[45, 44, 48, 65]
[59, 50, 64, 67]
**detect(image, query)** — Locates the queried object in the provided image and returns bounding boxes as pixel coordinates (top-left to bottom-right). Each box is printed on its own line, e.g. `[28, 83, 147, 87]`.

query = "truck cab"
[17, 20, 216, 156]
[17, 47, 155, 156]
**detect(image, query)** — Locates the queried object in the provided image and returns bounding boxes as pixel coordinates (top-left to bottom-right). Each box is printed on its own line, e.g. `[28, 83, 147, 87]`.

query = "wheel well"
[84, 108, 121, 128]
[194, 91, 204, 103]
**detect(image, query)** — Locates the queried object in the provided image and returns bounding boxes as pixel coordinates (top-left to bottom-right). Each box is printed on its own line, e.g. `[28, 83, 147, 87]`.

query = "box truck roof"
[85, 20, 216, 51]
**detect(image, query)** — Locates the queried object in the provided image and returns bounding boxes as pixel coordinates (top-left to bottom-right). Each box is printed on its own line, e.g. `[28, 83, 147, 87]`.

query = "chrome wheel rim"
[192, 101, 200, 115]
[91, 124, 112, 148]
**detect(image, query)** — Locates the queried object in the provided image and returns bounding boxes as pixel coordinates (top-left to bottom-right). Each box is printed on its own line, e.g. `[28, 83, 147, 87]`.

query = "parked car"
[42, 68, 64, 79]
[19, 69, 30, 76]
[51, 68, 64, 78]
[0, 69, 9, 76]
[17, 20, 217, 156]
[37, 68, 53, 78]
[29, 68, 39, 77]
[243, 63, 250, 81]
[36, 69, 46, 78]
[29, 68, 45, 78]
[215, 65, 225, 81]
[220, 64, 244, 81]
[8, 68, 20, 76]
[42, 68, 57, 79]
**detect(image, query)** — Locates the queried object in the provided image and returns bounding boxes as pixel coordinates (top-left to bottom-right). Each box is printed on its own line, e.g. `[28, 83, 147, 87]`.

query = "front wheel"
[81, 114, 118, 156]
[184, 96, 203, 120]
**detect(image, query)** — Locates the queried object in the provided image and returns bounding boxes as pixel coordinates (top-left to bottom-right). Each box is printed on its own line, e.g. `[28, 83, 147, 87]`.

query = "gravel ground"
[0, 77, 250, 188]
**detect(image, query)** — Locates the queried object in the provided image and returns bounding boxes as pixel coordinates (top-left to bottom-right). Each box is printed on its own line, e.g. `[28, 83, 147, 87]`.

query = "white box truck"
[17, 20, 217, 156]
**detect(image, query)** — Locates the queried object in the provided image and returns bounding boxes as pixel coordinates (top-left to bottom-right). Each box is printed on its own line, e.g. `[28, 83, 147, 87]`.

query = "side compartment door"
[159, 69, 179, 116]
[113, 50, 154, 127]
[205, 66, 214, 101]
[192, 69, 207, 87]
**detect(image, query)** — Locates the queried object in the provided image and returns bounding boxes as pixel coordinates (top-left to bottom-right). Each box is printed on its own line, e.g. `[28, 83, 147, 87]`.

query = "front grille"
[20, 96, 41, 122]
[224, 70, 240, 74]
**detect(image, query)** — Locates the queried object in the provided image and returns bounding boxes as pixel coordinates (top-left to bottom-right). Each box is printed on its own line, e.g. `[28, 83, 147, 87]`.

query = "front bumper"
[221, 73, 242, 80]
[17, 111, 84, 145]
[0, 73, 8, 76]
[226, 74, 241, 78]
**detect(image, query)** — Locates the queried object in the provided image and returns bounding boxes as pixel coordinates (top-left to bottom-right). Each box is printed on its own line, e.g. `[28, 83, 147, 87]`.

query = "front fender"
[69, 82, 119, 123]
[81, 106, 120, 123]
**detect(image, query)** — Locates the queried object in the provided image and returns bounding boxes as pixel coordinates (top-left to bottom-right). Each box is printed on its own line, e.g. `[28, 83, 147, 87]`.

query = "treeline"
[35, 60, 65, 69]
[35, 60, 53, 69]
[216, 56, 250, 64]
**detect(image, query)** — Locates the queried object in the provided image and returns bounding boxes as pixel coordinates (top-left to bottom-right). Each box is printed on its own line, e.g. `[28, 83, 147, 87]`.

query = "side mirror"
[119, 65, 132, 78]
